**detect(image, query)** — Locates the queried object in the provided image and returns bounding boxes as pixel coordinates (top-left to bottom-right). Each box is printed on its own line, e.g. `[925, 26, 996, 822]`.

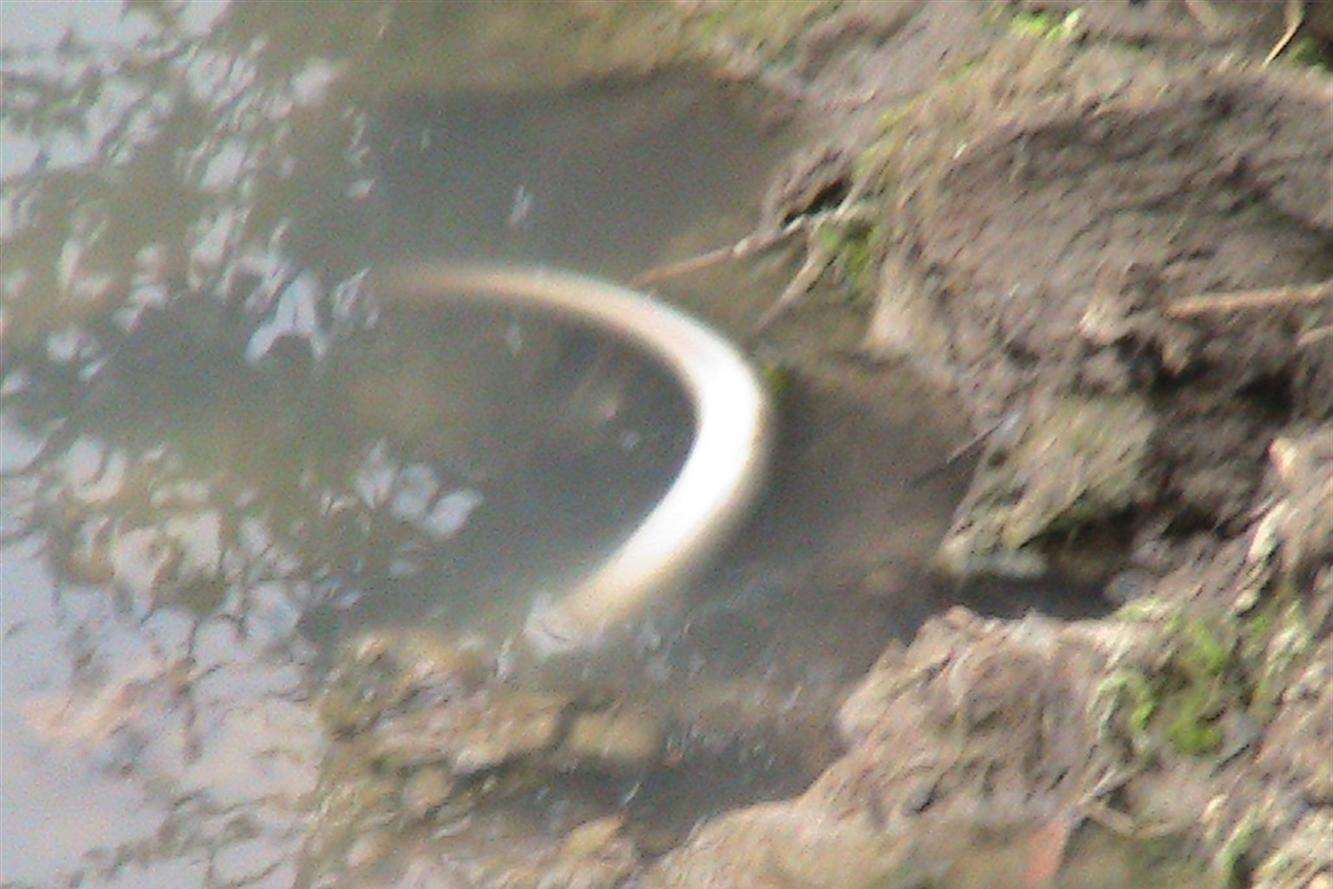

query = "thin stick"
[1263, 0, 1305, 67]
[1184, 0, 1225, 36]
[632, 244, 740, 287]
[908, 414, 1010, 487]
[1297, 324, 1332, 348]
[1164, 278, 1332, 318]
[632, 201, 873, 288]
[754, 241, 833, 332]
[632, 217, 813, 288]
[1081, 801, 1139, 837]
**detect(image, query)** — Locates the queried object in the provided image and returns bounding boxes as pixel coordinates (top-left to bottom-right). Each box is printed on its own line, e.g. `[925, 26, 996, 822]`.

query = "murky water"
[2, 3, 1116, 887]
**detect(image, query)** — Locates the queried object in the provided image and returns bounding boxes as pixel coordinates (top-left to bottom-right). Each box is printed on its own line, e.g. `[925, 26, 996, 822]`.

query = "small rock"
[402, 767, 455, 819]
[346, 828, 394, 871]
[352, 632, 391, 666]
[449, 691, 569, 774]
[369, 690, 569, 773]
[557, 706, 664, 772]
[562, 815, 627, 859]
[1302, 763, 1333, 807]
[547, 814, 639, 889]
[1104, 569, 1157, 605]
[369, 715, 450, 769]
[937, 395, 1153, 579]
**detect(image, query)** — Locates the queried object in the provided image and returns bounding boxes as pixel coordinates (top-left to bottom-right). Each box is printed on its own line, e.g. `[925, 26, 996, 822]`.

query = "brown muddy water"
[2, 4, 1112, 888]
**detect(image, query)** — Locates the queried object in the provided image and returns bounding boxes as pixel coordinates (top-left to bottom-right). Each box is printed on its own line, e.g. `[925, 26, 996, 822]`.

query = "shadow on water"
[1, 3, 1114, 887]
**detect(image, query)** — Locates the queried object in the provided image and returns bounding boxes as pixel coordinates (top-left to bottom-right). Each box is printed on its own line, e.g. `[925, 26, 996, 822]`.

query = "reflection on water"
[2, 2, 1111, 887]
[0, 3, 782, 885]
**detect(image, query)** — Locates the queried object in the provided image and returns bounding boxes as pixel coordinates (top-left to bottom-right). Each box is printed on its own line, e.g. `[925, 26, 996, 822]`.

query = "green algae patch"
[1098, 594, 1316, 761]
[1008, 8, 1085, 42]
[816, 216, 884, 302]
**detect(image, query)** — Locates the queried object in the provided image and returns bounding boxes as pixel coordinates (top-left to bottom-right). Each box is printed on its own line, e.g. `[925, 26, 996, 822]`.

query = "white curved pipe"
[375, 264, 774, 654]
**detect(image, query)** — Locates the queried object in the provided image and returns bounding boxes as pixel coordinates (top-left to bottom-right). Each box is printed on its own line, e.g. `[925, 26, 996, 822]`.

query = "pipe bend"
[376, 263, 774, 654]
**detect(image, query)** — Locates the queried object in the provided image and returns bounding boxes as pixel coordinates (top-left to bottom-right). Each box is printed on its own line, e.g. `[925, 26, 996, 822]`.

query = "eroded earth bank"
[546, 2, 1333, 887]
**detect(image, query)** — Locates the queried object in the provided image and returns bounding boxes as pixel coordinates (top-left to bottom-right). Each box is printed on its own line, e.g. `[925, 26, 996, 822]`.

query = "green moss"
[1099, 595, 1317, 761]
[758, 358, 796, 402]
[1155, 617, 1234, 755]
[1285, 36, 1333, 73]
[1166, 680, 1225, 754]
[1099, 670, 1158, 736]
[1237, 589, 1312, 721]
[1009, 8, 1083, 41]
[1174, 619, 1233, 681]
[817, 218, 883, 300]
[1213, 810, 1260, 886]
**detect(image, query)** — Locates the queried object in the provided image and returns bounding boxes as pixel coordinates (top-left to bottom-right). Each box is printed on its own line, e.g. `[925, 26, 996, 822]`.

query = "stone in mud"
[546, 815, 640, 889]
[401, 766, 455, 819]
[863, 248, 955, 370]
[345, 828, 395, 871]
[371, 690, 570, 774]
[447, 691, 570, 774]
[475, 815, 640, 889]
[356, 628, 496, 694]
[555, 705, 665, 773]
[642, 803, 918, 889]
[562, 815, 629, 859]
[1263, 427, 1333, 578]
[319, 631, 496, 739]
[937, 395, 1153, 578]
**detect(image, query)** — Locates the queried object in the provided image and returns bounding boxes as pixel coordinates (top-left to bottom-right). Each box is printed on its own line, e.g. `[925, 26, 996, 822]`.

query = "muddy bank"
[603, 2, 1332, 886]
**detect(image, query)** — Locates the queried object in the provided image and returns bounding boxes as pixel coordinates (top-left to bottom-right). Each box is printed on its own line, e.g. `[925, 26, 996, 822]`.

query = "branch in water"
[632, 201, 876, 289]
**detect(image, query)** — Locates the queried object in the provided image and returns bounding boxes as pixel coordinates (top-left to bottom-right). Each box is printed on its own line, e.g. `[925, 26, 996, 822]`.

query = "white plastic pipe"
[376, 264, 774, 654]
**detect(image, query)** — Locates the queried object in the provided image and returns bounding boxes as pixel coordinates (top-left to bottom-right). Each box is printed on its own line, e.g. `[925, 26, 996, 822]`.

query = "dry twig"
[754, 241, 835, 332]
[632, 220, 805, 287]
[1164, 278, 1332, 318]
[632, 198, 874, 289]
[1264, 0, 1305, 66]
[1297, 324, 1332, 348]
[1184, 0, 1225, 36]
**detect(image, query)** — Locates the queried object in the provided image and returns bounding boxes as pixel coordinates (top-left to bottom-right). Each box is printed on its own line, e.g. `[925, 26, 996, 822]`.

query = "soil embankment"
[617, 2, 1332, 886]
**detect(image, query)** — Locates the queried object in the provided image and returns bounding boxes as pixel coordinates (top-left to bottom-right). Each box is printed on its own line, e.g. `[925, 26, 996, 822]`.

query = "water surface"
[1, 3, 1106, 887]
